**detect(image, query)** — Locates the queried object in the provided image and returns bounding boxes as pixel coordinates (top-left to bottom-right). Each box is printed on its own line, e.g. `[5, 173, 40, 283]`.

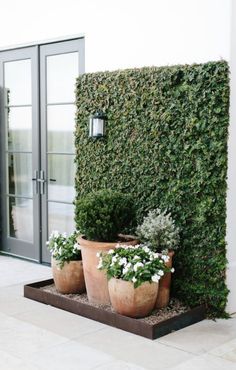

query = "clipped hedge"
[75, 61, 229, 317]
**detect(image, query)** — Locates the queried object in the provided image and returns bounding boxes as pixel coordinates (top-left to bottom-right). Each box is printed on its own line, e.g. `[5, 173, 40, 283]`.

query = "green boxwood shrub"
[75, 61, 229, 317]
[75, 189, 135, 242]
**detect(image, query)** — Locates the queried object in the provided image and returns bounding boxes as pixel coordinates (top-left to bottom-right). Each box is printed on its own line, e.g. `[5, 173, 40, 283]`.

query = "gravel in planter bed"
[40, 284, 190, 324]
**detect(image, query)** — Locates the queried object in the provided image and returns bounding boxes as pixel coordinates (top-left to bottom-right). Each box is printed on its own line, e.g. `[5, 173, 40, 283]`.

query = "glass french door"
[0, 38, 85, 263]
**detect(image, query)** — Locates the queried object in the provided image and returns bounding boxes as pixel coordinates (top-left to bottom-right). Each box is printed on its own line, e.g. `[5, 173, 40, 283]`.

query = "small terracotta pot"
[108, 278, 158, 318]
[155, 250, 174, 309]
[52, 258, 86, 294]
[78, 236, 138, 305]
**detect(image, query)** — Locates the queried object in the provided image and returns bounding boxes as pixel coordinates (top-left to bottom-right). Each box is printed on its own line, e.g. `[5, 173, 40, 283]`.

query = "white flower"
[73, 243, 80, 254]
[118, 257, 127, 266]
[62, 232, 67, 238]
[158, 270, 164, 276]
[108, 249, 115, 254]
[161, 254, 170, 263]
[73, 243, 80, 250]
[112, 256, 118, 263]
[133, 262, 144, 272]
[46, 241, 49, 246]
[152, 274, 161, 283]
[132, 276, 137, 283]
[51, 230, 59, 238]
[150, 252, 159, 261]
[123, 262, 132, 274]
[97, 258, 103, 269]
[142, 245, 150, 253]
[119, 244, 131, 250]
[96, 252, 101, 257]
[133, 255, 140, 261]
[171, 267, 175, 273]
[110, 255, 118, 267]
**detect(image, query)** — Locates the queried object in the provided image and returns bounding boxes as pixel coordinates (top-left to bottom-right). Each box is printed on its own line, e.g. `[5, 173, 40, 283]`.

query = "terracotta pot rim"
[77, 235, 139, 250]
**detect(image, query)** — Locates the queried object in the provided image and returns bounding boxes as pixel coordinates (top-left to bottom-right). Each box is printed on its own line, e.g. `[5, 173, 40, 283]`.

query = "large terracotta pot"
[108, 278, 158, 318]
[78, 235, 138, 304]
[155, 250, 174, 309]
[52, 258, 86, 294]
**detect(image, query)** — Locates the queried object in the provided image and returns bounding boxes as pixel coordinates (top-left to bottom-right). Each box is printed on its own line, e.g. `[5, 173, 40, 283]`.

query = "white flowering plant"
[97, 244, 174, 288]
[46, 231, 81, 269]
[136, 208, 180, 252]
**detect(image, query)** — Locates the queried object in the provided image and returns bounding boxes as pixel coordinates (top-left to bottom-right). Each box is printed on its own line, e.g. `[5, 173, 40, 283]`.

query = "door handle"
[32, 170, 46, 195]
[39, 170, 46, 195]
[32, 170, 39, 194]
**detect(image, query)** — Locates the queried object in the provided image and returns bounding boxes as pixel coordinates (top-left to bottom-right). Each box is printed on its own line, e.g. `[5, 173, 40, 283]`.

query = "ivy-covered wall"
[75, 61, 229, 317]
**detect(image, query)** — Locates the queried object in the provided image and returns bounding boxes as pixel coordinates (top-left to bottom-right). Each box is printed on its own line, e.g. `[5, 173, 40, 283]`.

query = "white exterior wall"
[0, 0, 235, 312]
[0, 0, 230, 71]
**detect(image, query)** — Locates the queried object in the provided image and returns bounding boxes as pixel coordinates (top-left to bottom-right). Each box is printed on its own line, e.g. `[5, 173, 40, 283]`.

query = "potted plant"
[136, 208, 180, 308]
[75, 189, 138, 304]
[98, 244, 174, 318]
[47, 231, 85, 294]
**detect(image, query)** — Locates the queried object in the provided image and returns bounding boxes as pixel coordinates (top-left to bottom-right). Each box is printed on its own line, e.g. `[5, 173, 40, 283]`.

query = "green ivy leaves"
[75, 61, 229, 317]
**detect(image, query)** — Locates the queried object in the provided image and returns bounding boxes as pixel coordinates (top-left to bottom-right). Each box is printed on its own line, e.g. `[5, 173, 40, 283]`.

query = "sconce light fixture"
[89, 111, 106, 139]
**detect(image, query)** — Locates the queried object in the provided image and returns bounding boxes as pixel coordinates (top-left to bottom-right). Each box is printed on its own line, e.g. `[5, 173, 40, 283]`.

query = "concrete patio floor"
[0, 255, 236, 370]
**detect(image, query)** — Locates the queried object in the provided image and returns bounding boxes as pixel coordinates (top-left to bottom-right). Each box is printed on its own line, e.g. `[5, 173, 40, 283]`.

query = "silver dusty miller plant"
[136, 208, 180, 252]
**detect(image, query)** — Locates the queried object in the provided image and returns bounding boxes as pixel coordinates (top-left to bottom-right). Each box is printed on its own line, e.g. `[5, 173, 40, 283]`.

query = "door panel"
[48, 154, 76, 203]
[47, 104, 76, 152]
[4, 59, 32, 105]
[46, 52, 79, 104]
[7, 106, 32, 151]
[8, 153, 33, 196]
[0, 38, 84, 262]
[8, 197, 33, 242]
[48, 202, 75, 236]
[0, 47, 40, 260]
[40, 39, 84, 263]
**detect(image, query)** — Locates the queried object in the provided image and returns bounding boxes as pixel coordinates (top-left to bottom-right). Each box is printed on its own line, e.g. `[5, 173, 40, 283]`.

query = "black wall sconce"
[89, 111, 106, 139]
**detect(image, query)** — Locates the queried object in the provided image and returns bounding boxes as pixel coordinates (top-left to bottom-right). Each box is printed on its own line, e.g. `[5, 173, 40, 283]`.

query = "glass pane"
[47, 104, 76, 152]
[4, 59, 31, 106]
[48, 154, 75, 202]
[8, 153, 32, 196]
[47, 52, 78, 104]
[6, 107, 32, 151]
[48, 202, 75, 236]
[8, 197, 33, 242]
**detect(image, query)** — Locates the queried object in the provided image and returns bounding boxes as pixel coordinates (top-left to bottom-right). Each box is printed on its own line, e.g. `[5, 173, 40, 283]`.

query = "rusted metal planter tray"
[24, 279, 206, 340]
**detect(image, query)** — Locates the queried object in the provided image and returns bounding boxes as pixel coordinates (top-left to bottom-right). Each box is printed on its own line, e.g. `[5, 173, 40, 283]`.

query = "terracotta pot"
[52, 258, 86, 294]
[155, 250, 174, 309]
[108, 278, 158, 318]
[78, 235, 138, 304]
